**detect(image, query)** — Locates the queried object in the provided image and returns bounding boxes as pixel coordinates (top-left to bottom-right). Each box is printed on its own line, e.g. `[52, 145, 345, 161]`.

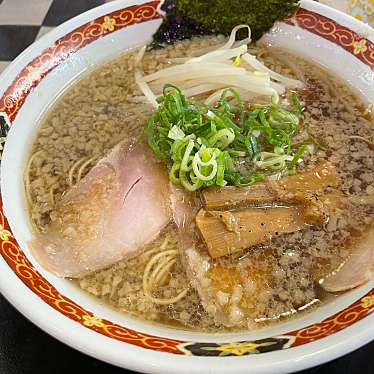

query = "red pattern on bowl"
[285, 8, 374, 68]
[0, 1, 161, 121]
[0, 1, 373, 357]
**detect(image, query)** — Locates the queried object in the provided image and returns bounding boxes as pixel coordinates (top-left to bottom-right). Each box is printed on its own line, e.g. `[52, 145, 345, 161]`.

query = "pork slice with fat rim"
[320, 227, 374, 292]
[29, 141, 170, 278]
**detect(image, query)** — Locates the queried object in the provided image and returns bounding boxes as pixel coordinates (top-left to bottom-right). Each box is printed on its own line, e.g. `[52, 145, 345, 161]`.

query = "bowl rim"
[0, 0, 373, 373]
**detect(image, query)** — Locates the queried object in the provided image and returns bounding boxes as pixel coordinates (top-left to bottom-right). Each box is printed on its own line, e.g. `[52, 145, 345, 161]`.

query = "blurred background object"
[319, 0, 374, 26]
[348, 0, 374, 25]
[318, 0, 349, 12]
[0, 0, 113, 73]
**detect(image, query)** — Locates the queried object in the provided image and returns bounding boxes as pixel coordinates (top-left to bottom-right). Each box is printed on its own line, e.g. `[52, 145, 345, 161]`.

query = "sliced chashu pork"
[320, 228, 374, 292]
[29, 141, 170, 278]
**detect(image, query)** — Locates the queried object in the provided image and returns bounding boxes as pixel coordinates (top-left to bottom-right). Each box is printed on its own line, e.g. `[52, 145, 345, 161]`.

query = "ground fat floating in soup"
[25, 35, 374, 331]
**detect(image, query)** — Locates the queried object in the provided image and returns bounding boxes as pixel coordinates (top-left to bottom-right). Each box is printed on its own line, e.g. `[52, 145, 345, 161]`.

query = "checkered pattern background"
[0, 0, 116, 74]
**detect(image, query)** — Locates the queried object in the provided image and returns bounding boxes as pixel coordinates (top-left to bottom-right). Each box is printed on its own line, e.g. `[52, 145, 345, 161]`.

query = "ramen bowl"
[0, 0, 373, 373]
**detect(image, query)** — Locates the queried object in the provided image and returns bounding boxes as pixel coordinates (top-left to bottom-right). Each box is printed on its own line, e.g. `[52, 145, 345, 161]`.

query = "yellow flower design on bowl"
[350, 0, 374, 26]
[82, 315, 105, 328]
[361, 295, 374, 308]
[26, 66, 42, 82]
[214, 341, 275, 356]
[0, 224, 12, 241]
[352, 39, 368, 54]
[103, 16, 116, 32]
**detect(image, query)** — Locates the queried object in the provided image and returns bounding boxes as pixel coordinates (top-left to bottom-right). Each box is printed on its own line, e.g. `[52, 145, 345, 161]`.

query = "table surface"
[0, 0, 373, 373]
[0, 294, 373, 374]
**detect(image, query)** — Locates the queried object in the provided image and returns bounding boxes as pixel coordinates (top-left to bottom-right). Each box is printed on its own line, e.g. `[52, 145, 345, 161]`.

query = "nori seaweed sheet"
[150, 0, 299, 49]
[150, 0, 213, 49]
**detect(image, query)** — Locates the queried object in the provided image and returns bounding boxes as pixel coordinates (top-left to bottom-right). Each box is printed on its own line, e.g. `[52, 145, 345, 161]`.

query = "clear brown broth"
[26, 36, 374, 331]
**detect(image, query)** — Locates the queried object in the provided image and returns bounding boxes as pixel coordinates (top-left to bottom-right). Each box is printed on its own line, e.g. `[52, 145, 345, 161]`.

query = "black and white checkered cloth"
[0, 0, 114, 73]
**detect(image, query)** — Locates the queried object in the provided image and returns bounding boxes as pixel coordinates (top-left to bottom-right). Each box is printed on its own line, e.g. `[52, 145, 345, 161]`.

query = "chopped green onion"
[168, 125, 185, 140]
[291, 93, 305, 117]
[208, 128, 235, 148]
[288, 144, 307, 170]
[146, 84, 306, 192]
[216, 151, 227, 187]
[253, 151, 292, 170]
[181, 139, 195, 171]
[169, 161, 181, 184]
[180, 169, 203, 191]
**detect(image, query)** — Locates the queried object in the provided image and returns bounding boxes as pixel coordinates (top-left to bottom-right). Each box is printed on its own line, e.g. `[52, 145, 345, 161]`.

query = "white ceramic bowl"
[0, 1, 373, 373]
